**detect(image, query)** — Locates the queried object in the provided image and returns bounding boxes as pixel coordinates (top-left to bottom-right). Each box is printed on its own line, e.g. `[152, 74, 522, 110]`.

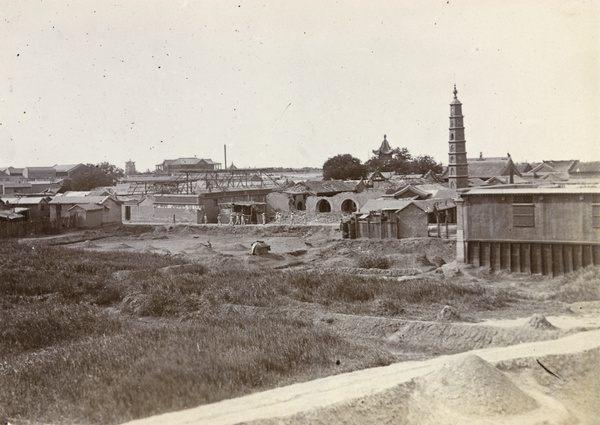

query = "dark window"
[513, 197, 534, 227]
[593, 204, 600, 228]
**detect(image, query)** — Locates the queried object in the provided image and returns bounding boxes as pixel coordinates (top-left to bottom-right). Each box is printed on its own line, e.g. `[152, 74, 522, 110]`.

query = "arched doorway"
[316, 199, 331, 213]
[296, 201, 305, 211]
[341, 199, 357, 213]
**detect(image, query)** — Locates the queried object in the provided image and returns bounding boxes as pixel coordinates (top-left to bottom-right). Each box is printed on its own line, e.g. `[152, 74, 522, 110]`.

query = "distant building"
[155, 157, 222, 174]
[125, 160, 137, 176]
[54, 164, 85, 179]
[372, 135, 400, 161]
[23, 166, 56, 180]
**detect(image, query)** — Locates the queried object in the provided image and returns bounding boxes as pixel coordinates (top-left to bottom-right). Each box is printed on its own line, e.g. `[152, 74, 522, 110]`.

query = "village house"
[356, 187, 456, 239]
[284, 180, 359, 213]
[456, 185, 600, 276]
[569, 161, 600, 182]
[0, 196, 50, 221]
[48, 194, 121, 228]
[441, 153, 524, 185]
[54, 164, 86, 179]
[365, 171, 395, 189]
[23, 166, 57, 180]
[0, 167, 24, 177]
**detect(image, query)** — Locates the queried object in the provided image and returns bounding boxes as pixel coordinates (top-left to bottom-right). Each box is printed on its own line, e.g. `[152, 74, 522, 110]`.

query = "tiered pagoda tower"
[448, 85, 468, 189]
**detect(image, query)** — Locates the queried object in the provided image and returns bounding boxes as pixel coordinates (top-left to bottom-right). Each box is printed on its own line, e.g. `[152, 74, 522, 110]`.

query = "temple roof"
[373, 135, 400, 156]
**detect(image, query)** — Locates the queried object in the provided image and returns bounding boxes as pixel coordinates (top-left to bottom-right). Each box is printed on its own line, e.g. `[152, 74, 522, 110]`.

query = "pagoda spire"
[447, 86, 468, 189]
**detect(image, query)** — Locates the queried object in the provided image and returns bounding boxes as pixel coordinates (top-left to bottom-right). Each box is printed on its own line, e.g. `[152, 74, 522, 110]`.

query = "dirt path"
[122, 328, 600, 425]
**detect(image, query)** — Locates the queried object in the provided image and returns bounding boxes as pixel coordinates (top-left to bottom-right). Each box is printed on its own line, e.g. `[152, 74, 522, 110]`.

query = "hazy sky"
[1, 0, 599, 172]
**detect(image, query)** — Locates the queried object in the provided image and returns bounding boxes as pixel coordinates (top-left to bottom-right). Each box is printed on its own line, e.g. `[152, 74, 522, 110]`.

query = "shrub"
[555, 266, 600, 303]
[356, 253, 391, 269]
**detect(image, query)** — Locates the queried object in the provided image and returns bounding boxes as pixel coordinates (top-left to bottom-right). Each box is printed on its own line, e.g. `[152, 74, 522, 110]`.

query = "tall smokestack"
[224, 144, 227, 170]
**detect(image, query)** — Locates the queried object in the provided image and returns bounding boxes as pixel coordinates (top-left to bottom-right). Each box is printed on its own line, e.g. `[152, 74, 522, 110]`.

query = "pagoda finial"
[384, 134, 387, 140]
[453, 84, 458, 99]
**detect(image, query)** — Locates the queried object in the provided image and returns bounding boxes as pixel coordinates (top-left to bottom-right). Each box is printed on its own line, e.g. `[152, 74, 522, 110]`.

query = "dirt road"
[122, 328, 600, 425]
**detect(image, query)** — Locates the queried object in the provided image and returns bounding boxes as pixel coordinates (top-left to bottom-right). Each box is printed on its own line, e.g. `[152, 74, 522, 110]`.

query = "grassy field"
[1, 241, 596, 425]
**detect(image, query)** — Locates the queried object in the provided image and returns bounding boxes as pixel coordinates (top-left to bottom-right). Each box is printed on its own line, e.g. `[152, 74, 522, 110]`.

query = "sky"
[1, 0, 599, 172]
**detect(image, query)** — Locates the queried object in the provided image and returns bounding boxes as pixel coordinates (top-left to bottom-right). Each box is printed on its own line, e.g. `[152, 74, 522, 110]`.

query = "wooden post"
[522, 243, 532, 274]
[573, 245, 582, 272]
[501, 243, 511, 272]
[582, 245, 593, 267]
[543, 244, 553, 276]
[563, 245, 573, 274]
[493, 242, 502, 272]
[473, 242, 481, 268]
[532, 244, 542, 275]
[510, 243, 521, 273]
[553, 244, 564, 276]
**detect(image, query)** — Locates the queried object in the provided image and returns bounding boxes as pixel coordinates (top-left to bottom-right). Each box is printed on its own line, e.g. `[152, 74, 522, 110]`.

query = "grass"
[355, 252, 391, 269]
[0, 241, 523, 424]
[554, 266, 600, 303]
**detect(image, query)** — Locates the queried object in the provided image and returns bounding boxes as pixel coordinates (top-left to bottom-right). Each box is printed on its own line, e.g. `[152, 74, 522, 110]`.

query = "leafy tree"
[366, 149, 442, 175]
[322, 154, 368, 180]
[411, 155, 443, 174]
[63, 162, 124, 191]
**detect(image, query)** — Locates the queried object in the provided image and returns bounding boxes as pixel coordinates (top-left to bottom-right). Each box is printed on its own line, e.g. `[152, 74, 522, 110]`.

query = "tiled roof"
[373, 135, 399, 156]
[461, 186, 600, 196]
[445, 157, 522, 179]
[48, 196, 112, 205]
[571, 161, 600, 173]
[287, 180, 355, 195]
[68, 204, 104, 212]
[0, 197, 48, 205]
[54, 164, 84, 172]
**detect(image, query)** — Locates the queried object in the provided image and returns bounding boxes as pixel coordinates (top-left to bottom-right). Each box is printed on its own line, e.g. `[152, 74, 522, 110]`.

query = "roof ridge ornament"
[453, 84, 458, 99]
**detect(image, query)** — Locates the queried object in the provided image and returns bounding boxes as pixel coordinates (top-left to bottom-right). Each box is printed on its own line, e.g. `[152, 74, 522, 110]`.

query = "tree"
[64, 162, 124, 191]
[411, 155, 443, 174]
[366, 149, 443, 175]
[323, 154, 368, 180]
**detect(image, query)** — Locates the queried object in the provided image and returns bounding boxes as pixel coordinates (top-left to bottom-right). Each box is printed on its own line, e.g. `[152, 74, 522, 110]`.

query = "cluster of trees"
[323, 150, 442, 181]
[61, 162, 124, 191]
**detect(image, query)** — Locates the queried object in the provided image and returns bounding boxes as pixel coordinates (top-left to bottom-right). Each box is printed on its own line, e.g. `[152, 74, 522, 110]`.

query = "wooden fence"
[0, 216, 76, 239]
[355, 220, 398, 239]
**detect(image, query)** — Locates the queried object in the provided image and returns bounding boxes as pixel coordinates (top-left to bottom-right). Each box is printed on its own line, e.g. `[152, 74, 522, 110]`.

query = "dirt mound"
[116, 243, 133, 249]
[144, 245, 159, 250]
[525, 314, 557, 330]
[414, 354, 538, 416]
[228, 243, 251, 251]
[385, 321, 564, 353]
[82, 240, 99, 248]
[437, 305, 462, 322]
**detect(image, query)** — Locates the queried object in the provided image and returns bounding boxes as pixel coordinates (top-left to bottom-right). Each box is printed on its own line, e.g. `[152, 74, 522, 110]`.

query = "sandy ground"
[24, 224, 600, 425]
[122, 328, 600, 425]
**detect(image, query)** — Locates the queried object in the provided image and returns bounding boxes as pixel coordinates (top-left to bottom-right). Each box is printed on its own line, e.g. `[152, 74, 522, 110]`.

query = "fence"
[427, 223, 457, 239]
[355, 220, 398, 239]
[0, 216, 76, 239]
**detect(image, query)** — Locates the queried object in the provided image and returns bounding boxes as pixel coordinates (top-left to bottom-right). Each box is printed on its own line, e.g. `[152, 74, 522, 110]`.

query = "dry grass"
[0, 241, 529, 425]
